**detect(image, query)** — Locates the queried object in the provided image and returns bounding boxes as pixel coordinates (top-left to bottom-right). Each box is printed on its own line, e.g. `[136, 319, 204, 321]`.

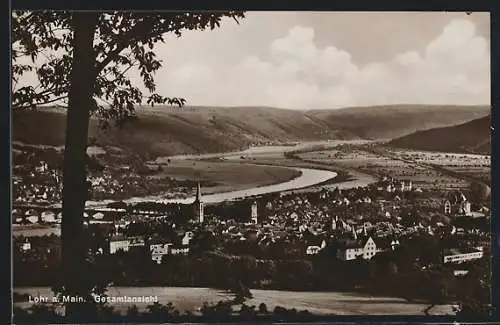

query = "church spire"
[193, 181, 204, 223]
[195, 181, 202, 202]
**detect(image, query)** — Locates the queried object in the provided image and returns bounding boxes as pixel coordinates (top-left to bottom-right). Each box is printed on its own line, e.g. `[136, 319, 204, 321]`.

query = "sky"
[15, 11, 491, 110]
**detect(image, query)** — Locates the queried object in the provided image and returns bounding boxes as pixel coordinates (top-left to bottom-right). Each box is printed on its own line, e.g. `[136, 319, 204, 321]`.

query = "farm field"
[389, 149, 491, 184]
[297, 147, 470, 191]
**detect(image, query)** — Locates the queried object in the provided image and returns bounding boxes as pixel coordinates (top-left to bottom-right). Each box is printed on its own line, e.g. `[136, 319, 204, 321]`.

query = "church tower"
[250, 201, 258, 224]
[193, 182, 204, 223]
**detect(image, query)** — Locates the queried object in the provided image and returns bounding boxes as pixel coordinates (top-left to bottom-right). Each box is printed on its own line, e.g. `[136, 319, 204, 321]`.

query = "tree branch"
[12, 95, 68, 109]
[94, 19, 156, 76]
[110, 60, 137, 83]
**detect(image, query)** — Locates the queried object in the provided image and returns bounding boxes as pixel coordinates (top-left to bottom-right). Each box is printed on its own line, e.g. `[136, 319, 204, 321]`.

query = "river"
[84, 166, 375, 207]
[14, 286, 454, 316]
[130, 167, 339, 205]
[84, 141, 376, 207]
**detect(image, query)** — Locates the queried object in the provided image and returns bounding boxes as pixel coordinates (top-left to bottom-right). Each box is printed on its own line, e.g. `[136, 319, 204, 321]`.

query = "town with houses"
[10, 9, 495, 322]
[13, 156, 490, 284]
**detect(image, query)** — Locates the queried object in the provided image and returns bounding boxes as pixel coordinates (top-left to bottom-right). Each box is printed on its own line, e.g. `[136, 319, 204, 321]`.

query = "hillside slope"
[13, 105, 490, 157]
[306, 105, 489, 139]
[388, 115, 491, 154]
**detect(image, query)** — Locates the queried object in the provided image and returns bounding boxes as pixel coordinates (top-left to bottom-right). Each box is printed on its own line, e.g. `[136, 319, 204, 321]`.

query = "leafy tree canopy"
[12, 11, 245, 128]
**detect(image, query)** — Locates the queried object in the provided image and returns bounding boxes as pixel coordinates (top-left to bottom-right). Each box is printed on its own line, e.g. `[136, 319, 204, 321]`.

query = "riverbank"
[80, 166, 338, 207]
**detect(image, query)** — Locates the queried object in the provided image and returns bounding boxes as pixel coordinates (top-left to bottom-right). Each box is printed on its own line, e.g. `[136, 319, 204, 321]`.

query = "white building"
[109, 236, 130, 254]
[148, 233, 192, 262]
[41, 211, 56, 223]
[306, 246, 322, 255]
[443, 247, 484, 264]
[171, 246, 190, 255]
[150, 243, 172, 264]
[453, 270, 470, 276]
[21, 239, 31, 252]
[109, 236, 145, 254]
[182, 231, 194, 246]
[337, 236, 380, 261]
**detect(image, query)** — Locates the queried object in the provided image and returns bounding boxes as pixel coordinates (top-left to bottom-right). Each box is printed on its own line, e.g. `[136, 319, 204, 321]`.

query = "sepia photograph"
[11, 10, 491, 323]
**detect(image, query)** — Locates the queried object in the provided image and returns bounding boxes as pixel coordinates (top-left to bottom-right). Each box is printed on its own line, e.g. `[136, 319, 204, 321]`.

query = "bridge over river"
[12, 204, 166, 225]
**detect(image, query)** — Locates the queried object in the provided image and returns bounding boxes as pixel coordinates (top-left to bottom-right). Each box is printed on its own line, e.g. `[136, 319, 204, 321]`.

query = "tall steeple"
[193, 181, 204, 223]
[251, 201, 258, 224]
[195, 181, 202, 202]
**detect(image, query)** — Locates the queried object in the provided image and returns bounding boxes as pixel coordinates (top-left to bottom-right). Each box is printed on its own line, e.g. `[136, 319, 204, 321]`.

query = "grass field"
[149, 159, 302, 195]
[12, 224, 61, 237]
[14, 286, 454, 316]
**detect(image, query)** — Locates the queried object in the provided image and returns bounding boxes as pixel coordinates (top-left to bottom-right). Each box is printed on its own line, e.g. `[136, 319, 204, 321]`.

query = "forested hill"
[13, 105, 489, 157]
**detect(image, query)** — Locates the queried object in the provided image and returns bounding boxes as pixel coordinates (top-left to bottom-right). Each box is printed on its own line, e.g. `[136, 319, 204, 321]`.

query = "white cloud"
[395, 51, 421, 66]
[173, 63, 213, 84]
[13, 17, 490, 110]
[160, 18, 489, 109]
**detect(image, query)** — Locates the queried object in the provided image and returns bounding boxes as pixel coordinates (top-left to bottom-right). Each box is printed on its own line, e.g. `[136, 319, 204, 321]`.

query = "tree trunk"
[61, 12, 98, 321]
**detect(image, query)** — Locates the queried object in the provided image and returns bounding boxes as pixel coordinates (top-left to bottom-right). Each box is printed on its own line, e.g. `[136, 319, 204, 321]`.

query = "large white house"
[150, 243, 172, 264]
[337, 236, 381, 261]
[109, 235, 145, 254]
[109, 236, 130, 254]
[148, 232, 193, 263]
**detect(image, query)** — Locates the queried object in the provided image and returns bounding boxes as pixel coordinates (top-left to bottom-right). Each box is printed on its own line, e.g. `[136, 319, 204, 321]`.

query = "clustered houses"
[148, 231, 194, 263]
[13, 160, 62, 204]
[12, 150, 116, 205]
[12, 146, 167, 204]
[87, 172, 125, 197]
[378, 177, 414, 193]
[15, 175, 490, 273]
[92, 178, 489, 264]
[16, 238, 32, 252]
[13, 235, 61, 261]
[109, 230, 194, 263]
